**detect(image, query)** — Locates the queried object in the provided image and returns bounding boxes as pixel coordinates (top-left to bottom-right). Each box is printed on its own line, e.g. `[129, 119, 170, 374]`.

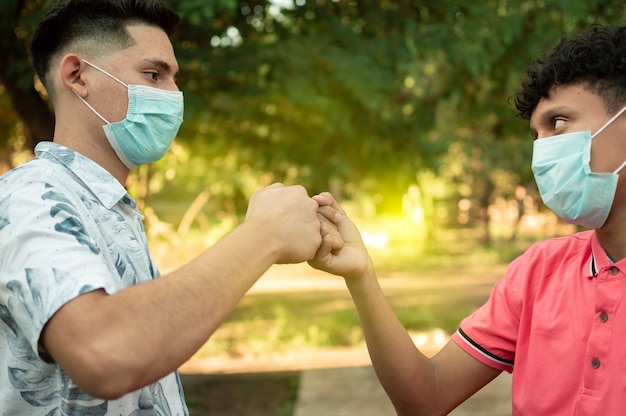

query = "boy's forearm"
[346, 272, 438, 413]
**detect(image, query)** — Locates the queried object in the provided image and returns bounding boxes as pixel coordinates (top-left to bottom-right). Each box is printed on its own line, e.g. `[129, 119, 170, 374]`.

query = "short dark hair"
[30, 0, 179, 91]
[515, 24, 626, 120]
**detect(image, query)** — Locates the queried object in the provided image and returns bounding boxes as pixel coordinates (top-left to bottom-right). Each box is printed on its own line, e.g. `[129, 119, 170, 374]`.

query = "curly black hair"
[515, 24, 626, 120]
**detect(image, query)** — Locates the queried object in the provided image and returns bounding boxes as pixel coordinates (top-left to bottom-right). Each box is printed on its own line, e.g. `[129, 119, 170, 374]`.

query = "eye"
[145, 71, 159, 81]
[553, 118, 566, 129]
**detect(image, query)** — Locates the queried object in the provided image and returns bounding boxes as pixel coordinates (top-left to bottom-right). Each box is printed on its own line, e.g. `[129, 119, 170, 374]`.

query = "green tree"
[1, 0, 625, 239]
[0, 0, 53, 157]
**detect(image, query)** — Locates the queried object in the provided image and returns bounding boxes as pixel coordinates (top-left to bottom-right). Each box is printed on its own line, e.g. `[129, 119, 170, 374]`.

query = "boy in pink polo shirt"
[311, 24, 626, 415]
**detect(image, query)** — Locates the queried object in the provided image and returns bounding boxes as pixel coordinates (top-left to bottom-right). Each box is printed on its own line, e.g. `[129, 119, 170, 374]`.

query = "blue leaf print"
[129, 386, 172, 416]
[41, 189, 100, 255]
[0, 304, 19, 337]
[62, 400, 108, 416]
[0, 196, 9, 232]
[79, 285, 98, 295]
[0, 304, 39, 365]
[50, 146, 77, 166]
[42, 185, 73, 205]
[49, 201, 80, 218]
[54, 217, 98, 252]
[6, 280, 36, 323]
[149, 382, 173, 415]
[2, 269, 110, 415]
[114, 252, 128, 278]
[9, 368, 57, 404]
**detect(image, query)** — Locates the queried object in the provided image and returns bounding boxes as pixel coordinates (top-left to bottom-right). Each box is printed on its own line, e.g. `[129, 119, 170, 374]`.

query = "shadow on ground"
[182, 371, 300, 416]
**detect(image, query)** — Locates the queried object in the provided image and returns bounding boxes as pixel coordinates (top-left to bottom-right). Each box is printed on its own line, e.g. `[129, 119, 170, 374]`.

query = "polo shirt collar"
[590, 230, 626, 277]
[590, 252, 597, 277]
[34, 141, 131, 210]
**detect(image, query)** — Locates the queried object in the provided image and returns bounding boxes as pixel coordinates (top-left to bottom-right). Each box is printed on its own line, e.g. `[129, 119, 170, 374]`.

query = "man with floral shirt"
[0, 1, 336, 414]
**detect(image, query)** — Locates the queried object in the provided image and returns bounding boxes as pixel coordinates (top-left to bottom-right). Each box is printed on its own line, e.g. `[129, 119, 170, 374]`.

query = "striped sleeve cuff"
[452, 328, 514, 373]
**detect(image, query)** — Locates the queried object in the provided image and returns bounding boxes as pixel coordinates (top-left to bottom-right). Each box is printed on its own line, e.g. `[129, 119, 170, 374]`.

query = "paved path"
[294, 366, 512, 416]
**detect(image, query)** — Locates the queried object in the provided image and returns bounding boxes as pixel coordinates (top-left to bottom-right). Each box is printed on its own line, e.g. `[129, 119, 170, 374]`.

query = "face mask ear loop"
[72, 90, 111, 124]
[82, 59, 129, 89]
[594, 104, 626, 175]
[613, 159, 626, 175]
[592, 105, 626, 139]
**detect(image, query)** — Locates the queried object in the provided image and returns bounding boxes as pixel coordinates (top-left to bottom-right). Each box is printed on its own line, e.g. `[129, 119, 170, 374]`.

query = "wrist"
[236, 219, 284, 265]
[344, 258, 377, 290]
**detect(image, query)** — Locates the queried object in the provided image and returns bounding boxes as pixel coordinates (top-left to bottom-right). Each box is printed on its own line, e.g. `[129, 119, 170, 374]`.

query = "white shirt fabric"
[0, 142, 188, 415]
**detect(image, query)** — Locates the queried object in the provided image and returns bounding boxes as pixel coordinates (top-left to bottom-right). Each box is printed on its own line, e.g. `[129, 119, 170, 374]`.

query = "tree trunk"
[0, 0, 55, 154]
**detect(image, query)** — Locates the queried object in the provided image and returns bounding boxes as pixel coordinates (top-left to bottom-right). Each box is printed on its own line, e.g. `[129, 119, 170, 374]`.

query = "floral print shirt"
[0, 142, 188, 415]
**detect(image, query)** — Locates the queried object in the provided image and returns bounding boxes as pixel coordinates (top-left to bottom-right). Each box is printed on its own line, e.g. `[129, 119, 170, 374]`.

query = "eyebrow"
[529, 105, 569, 138]
[143, 58, 179, 79]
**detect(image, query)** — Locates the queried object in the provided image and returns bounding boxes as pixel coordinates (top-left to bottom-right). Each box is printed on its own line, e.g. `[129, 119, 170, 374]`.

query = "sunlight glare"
[361, 231, 389, 250]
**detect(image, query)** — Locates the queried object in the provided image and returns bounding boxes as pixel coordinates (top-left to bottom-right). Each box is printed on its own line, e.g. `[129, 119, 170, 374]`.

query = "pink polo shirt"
[452, 230, 626, 415]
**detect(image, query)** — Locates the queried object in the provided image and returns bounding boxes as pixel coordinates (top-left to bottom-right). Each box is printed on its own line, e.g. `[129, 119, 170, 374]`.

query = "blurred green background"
[2, 0, 625, 357]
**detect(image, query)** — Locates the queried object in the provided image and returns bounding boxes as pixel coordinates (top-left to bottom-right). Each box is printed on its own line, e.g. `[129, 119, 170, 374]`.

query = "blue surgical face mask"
[74, 59, 184, 169]
[531, 105, 626, 228]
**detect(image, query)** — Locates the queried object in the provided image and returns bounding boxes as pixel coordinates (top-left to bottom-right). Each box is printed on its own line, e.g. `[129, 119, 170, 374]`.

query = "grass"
[196, 293, 365, 360]
[149, 213, 548, 361]
[183, 250, 514, 361]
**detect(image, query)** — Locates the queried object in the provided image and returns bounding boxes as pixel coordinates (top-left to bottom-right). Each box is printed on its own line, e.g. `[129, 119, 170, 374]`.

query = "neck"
[52, 122, 130, 185]
[596, 220, 626, 263]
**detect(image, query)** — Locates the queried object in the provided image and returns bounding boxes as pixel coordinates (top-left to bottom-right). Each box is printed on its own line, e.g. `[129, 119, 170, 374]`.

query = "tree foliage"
[1, 0, 625, 226]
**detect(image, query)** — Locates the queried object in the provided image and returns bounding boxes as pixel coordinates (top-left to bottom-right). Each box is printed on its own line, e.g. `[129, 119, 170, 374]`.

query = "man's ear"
[59, 54, 88, 97]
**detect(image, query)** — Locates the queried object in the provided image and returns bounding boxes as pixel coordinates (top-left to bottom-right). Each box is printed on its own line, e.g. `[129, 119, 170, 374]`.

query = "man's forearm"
[41, 219, 283, 399]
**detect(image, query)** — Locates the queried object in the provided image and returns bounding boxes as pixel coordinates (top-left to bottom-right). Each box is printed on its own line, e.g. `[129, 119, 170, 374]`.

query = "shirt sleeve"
[451, 254, 530, 373]
[0, 178, 121, 358]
